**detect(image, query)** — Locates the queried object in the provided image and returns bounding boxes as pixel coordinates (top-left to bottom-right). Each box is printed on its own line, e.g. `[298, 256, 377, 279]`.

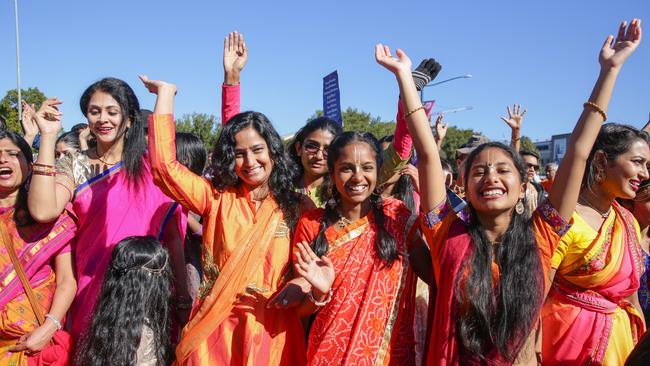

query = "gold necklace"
[579, 194, 612, 218]
[94, 148, 120, 166]
[335, 216, 352, 230]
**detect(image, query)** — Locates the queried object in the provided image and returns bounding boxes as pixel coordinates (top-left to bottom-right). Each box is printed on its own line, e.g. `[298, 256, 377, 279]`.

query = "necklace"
[335, 216, 352, 229]
[579, 194, 612, 218]
[94, 148, 120, 166]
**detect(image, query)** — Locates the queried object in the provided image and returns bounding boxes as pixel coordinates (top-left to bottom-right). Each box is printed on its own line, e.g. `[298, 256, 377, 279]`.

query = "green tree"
[175, 113, 220, 149]
[520, 135, 540, 156]
[0, 88, 47, 133]
[308, 107, 396, 139]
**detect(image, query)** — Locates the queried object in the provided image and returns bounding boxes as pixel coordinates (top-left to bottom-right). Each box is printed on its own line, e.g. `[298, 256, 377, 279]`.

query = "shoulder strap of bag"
[0, 226, 45, 326]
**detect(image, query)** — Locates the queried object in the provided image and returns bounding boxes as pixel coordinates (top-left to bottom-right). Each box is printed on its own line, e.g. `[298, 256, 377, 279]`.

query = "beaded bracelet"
[308, 288, 333, 307]
[583, 101, 607, 121]
[404, 105, 425, 118]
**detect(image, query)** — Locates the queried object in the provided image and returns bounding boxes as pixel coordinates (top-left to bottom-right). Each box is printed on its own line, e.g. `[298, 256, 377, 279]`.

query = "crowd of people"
[0, 19, 648, 366]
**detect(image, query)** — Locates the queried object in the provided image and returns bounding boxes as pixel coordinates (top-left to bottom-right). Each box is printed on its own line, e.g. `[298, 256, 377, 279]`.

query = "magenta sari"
[64, 158, 183, 340]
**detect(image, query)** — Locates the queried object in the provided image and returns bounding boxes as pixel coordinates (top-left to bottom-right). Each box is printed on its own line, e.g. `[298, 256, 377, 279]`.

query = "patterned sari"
[542, 202, 646, 365]
[0, 206, 76, 365]
[56, 153, 183, 340]
[293, 198, 419, 365]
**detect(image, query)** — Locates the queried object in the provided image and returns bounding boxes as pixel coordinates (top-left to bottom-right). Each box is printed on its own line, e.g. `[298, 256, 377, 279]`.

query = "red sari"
[294, 198, 419, 365]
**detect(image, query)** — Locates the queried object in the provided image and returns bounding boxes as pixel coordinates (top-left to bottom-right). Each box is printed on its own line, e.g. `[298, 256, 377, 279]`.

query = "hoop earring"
[515, 199, 525, 215]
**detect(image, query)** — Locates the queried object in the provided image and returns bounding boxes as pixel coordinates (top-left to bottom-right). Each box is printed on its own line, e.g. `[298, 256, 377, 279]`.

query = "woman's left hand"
[400, 164, 420, 193]
[600, 18, 642, 70]
[8, 323, 56, 354]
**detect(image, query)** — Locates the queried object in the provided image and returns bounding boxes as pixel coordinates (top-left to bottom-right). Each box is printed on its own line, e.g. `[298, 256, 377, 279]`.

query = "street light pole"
[14, 0, 22, 125]
[420, 74, 472, 101]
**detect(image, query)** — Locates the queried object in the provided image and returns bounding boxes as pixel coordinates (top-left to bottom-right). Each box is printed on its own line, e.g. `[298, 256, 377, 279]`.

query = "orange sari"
[294, 198, 419, 365]
[0, 207, 76, 366]
[149, 114, 305, 365]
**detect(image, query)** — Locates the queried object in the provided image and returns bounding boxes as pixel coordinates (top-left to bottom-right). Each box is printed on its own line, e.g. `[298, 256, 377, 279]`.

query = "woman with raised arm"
[142, 75, 309, 365]
[376, 37, 586, 363]
[26, 79, 187, 342]
[0, 130, 76, 365]
[542, 19, 647, 365]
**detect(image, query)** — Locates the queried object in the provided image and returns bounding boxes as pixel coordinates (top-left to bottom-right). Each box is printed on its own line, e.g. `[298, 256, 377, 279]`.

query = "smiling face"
[297, 129, 335, 179]
[466, 147, 525, 214]
[0, 138, 30, 198]
[332, 141, 378, 208]
[233, 126, 274, 189]
[601, 139, 650, 200]
[86, 91, 130, 149]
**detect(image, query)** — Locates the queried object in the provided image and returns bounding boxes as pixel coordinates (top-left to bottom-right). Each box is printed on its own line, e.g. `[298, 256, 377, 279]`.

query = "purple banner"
[323, 70, 343, 126]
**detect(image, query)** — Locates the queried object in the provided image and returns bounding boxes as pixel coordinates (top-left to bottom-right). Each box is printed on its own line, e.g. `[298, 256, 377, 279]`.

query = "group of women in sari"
[0, 18, 648, 366]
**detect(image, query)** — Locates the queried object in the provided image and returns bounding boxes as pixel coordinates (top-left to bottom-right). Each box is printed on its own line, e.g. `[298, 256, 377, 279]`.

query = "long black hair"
[289, 117, 342, 199]
[583, 123, 650, 189]
[377, 134, 416, 212]
[0, 130, 34, 226]
[176, 132, 207, 176]
[80, 78, 146, 186]
[210, 111, 301, 226]
[75, 236, 172, 366]
[312, 131, 399, 266]
[457, 142, 543, 361]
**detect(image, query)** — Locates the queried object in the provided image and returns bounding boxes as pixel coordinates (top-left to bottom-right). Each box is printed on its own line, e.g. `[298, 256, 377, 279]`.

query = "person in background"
[55, 131, 81, 160]
[541, 162, 558, 192]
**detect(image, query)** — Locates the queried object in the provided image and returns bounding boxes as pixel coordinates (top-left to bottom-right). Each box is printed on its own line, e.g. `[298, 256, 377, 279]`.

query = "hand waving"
[600, 19, 642, 69]
[223, 31, 248, 85]
[500, 104, 527, 131]
[293, 241, 334, 296]
[33, 98, 63, 136]
[434, 114, 448, 145]
[375, 43, 412, 76]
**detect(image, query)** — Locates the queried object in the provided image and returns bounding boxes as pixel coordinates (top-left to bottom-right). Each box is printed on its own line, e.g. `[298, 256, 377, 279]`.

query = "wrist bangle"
[45, 314, 62, 330]
[308, 288, 333, 307]
[33, 163, 55, 168]
[404, 105, 425, 118]
[583, 101, 607, 121]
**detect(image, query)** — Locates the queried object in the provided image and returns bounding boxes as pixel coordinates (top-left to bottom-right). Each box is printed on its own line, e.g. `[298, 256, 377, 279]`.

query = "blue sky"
[1, 0, 648, 142]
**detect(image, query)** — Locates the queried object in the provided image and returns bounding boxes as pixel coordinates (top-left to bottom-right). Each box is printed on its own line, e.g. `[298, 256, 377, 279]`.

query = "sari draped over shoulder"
[56, 152, 183, 340]
[542, 202, 646, 365]
[420, 199, 571, 366]
[0, 206, 76, 365]
[293, 198, 419, 366]
[149, 114, 305, 366]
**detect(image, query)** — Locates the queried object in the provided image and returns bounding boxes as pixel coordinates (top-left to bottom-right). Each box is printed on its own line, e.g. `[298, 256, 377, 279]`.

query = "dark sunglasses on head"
[303, 142, 328, 157]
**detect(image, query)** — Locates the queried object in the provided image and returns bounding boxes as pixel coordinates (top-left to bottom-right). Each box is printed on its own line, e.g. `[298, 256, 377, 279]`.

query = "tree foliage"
[520, 135, 540, 156]
[0, 88, 47, 133]
[175, 113, 220, 149]
[308, 107, 396, 139]
[439, 126, 478, 163]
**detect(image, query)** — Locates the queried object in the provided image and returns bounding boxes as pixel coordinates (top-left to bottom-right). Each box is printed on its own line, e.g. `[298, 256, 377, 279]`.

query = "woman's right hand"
[139, 75, 177, 96]
[599, 18, 642, 70]
[375, 43, 413, 77]
[293, 241, 335, 298]
[34, 98, 63, 136]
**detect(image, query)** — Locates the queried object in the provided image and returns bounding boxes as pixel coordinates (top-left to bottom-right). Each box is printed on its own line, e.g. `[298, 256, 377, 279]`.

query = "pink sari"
[64, 158, 183, 340]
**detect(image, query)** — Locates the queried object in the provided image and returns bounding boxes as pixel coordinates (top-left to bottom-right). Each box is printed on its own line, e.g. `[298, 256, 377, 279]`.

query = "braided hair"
[311, 131, 398, 266]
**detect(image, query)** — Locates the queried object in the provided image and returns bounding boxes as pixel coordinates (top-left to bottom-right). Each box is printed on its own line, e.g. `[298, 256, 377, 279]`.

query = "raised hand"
[21, 100, 39, 144]
[139, 75, 177, 96]
[294, 241, 334, 297]
[434, 114, 448, 146]
[400, 164, 420, 193]
[600, 19, 642, 69]
[500, 104, 527, 131]
[375, 44, 412, 76]
[223, 31, 248, 85]
[33, 98, 63, 136]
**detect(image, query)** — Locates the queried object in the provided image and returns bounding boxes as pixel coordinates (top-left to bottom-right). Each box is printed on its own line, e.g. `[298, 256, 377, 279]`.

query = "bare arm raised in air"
[550, 19, 643, 222]
[375, 44, 447, 212]
[500, 104, 527, 152]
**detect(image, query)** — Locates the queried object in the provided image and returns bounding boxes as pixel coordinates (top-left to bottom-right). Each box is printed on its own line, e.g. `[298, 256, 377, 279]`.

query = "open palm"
[34, 98, 63, 135]
[294, 241, 334, 295]
[600, 19, 642, 69]
[375, 44, 412, 75]
[223, 32, 248, 75]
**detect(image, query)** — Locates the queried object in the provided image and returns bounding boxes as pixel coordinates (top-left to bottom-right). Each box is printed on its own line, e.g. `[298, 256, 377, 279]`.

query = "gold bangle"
[404, 105, 425, 118]
[32, 170, 56, 177]
[33, 163, 55, 169]
[583, 102, 607, 121]
[32, 165, 57, 176]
